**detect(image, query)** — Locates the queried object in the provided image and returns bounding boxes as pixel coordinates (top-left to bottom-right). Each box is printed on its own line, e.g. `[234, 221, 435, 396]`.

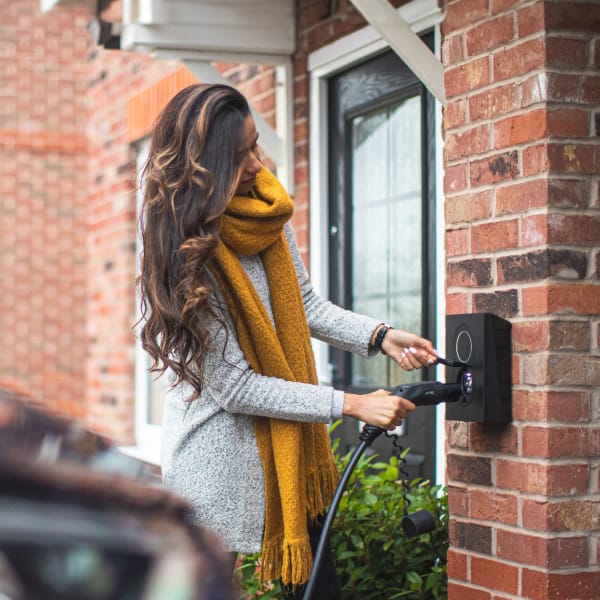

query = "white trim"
[433, 25, 448, 486]
[275, 62, 295, 195]
[308, 0, 446, 483]
[132, 138, 163, 465]
[308, 0, 442, 75]
[309, 73, 332, 383]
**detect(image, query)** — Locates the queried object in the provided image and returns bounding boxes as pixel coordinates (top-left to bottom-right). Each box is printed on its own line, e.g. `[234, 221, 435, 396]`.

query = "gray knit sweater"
[161, 223, 381, 553]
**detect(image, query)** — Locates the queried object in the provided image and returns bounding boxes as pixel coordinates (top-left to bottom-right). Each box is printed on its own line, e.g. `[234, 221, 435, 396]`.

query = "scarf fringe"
[258, 465, 340, 586]
[260, 535, 314, 586]
[261, 535, 314, 587]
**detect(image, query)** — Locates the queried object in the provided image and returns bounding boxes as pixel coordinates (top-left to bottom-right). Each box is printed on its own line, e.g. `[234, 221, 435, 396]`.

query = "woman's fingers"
[381, 329, 438, 371]
[342, 389, 416, 429]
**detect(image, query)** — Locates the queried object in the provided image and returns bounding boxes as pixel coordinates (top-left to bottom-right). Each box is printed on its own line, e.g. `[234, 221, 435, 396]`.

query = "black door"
[328, 35, 437, 481]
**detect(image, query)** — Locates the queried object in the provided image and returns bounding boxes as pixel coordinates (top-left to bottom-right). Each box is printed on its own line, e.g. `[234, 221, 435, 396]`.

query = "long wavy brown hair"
[138, 83, 251, 398]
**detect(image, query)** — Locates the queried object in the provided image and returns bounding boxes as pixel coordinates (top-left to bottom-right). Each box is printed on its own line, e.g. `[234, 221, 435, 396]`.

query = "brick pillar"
[442, 1, 600, 598]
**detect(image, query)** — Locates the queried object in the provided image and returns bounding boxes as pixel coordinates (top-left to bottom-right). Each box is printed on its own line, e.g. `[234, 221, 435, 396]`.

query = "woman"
[138, 83, 438, 598]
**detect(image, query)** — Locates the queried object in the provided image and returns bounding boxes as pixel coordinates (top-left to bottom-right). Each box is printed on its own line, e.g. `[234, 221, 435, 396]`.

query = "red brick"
[545, 2, 600, 34]
[524, 352, 600, 387]
[298, 3, 329, 28]
[466, 14, 514, 56]
[470, 150, 520, 186]
[522, 568, 548, 600]
[543, 72, 584, 104]
[443, 98, 467, 130]
[442, 33, 465, 65]
[444, 163, 469, 193]
[471, 555, 519, 594]
[546, 36, 589, 69]
[446, 293, 469, 314]
[469, 422, 518, 454]
[447, 258, 492, 287]
[547, 107, 590, 137]
[522, 283, 600, 316]
[547, 177, 589, 208]
[517, 3, 545, 37]
[447, 453, 492, 485]
[494, 109, 547, 148]
[446, 227, 469, 257]
[523, 569, 600, 600]
[472, 289, 518, 318]
[443, 0, 490, 34]
[582, 75, 600, 105]
[445, 123, 491, 161]
[469, 83, 518, 121]
[511, 389, 591, 423]
[445, 57, 490, 98]
[550, 213, 600, 245]
[451, 520, 492, 554]
[523, 498, 600, 533]
[471, 219, 519, 253]
[491, 0, 520, 14]
[522, 425, 600, 458]
[445, 190, 492, 223]
[448, 485, 470, 517]
[496, 459, 589, 495]
[447, 582, 491, 600]
[470, 489, 518, 524]
[446, 548, 468, 580]
[493, 38, 546, 82]
[512, 320, 551, 352]
[496, 179, 548, 215]
[522, 143, 549, 176]
[547, 142, 600, 175]
[496, 528, 548, 566]
[546, 536, 589, 569]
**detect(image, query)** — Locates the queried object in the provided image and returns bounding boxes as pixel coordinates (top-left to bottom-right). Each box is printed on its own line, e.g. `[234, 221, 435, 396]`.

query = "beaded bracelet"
[372, 323, 392, 355]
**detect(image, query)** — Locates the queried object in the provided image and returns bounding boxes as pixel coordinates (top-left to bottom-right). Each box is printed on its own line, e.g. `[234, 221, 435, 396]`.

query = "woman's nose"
[247, 154, 261, 173]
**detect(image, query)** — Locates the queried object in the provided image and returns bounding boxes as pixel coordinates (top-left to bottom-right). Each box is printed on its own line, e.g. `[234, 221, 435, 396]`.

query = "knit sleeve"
[200, 288, 339, 423]
[283, 223, 382, 357]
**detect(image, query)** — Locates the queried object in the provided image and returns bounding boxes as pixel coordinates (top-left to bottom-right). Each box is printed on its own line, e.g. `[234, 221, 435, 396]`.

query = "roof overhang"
[119, 0, 295, 63]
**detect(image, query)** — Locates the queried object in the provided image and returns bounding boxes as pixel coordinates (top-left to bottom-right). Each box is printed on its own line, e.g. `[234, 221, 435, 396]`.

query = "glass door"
[328, 39, 437, 480]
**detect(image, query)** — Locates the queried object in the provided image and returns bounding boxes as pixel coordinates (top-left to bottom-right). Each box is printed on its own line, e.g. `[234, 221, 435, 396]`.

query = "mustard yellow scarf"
[213, 167, 339, 586]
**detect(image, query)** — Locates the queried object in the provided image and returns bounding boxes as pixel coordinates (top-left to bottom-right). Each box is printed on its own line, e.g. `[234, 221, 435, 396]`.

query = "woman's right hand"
[342, 389, 416, 431]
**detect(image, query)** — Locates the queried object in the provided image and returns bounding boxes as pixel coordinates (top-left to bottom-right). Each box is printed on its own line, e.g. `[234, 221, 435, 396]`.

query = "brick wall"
[442, 1, 600, 598]
[0, 0, 93, 418]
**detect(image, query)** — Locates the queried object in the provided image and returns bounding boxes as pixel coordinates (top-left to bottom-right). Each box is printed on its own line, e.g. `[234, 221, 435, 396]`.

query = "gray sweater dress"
[161, 223, 381, 553]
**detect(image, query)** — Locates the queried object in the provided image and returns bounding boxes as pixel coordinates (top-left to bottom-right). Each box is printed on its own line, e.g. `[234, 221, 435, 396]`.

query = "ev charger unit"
[445, 313, 512, 423]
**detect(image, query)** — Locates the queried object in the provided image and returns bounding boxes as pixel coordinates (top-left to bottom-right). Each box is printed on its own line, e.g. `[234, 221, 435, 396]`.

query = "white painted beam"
[349, 0, 446, 105]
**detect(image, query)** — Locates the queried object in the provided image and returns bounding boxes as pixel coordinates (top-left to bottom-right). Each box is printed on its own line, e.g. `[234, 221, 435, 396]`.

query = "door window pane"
[351, 95, 422, 388]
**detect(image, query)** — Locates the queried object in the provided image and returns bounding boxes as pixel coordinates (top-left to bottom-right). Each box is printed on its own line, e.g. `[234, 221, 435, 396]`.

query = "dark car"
[0, 388, 235, 600]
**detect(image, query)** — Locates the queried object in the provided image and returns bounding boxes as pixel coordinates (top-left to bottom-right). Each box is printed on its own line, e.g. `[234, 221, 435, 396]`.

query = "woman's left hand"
[380, 328, 438, 371]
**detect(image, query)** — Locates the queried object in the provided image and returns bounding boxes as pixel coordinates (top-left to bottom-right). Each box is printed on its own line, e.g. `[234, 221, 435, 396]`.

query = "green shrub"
[330, 439, 448, 600]
[235, 435, 448, 600]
